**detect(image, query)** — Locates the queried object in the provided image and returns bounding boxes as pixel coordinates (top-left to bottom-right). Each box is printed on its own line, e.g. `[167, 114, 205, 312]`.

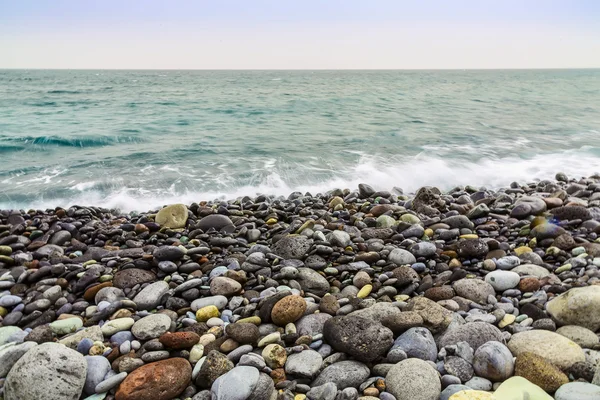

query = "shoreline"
[1, 173, 600, 399]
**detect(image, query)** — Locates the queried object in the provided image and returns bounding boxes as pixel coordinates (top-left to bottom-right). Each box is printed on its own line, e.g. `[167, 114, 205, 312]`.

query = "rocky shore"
[2, 173, 600, 400]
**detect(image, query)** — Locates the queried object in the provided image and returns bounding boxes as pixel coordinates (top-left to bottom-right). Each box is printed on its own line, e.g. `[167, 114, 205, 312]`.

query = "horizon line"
[1, 67, 600, 72]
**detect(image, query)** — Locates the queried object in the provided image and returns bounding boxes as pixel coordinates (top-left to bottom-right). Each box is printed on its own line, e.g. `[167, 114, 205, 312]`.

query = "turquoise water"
[0, 69, 599, 211]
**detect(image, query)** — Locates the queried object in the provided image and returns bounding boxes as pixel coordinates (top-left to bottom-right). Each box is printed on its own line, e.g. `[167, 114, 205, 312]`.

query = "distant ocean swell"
[0, 69, 599, 212]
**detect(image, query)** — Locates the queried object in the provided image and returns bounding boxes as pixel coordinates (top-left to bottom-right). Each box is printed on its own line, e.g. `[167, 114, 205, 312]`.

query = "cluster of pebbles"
[2, 173, 600, 400]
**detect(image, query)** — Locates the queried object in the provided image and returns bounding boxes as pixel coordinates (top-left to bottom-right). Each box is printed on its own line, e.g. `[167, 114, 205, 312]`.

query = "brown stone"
[514, 352, 568, 393]
[271, 295, 307, 326]
[159, 331, 200, 349]
[319, 295, 340, 315]
[194, 350, 234, 388]
[424, 286, 455, 301]
[83, 282, 113, 302]
[519, 277, 541, 293]
[115, 358, 191, 400]
[225, 323, 259, 344]
[113, 269, 156, 289]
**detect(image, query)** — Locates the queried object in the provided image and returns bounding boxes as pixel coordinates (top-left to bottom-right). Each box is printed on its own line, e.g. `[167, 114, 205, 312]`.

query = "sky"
[0, 0, 599, 69]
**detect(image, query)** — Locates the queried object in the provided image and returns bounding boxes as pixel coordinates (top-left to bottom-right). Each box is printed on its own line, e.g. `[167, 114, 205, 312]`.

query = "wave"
[2, 146, 598, 213]
[2, 135, 146, 148]
[47, 90, 81, 94]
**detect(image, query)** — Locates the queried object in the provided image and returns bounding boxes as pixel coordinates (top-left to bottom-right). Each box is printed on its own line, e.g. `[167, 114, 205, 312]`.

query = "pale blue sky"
[1, 0, 599, 69]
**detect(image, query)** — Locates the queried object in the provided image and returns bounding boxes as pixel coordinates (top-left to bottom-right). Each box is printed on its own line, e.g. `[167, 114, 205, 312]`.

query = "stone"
[191, 295, 229, 311]
[211, 365, 260, 400]
[196, 305, 220, 322]
[389, 248, 417, 266]
[4, 342, 87, 400]
[546, 286, 600, 332]
[554, 382, 600, 400]
[101, 317, 135, 336]
[262, 344, 287, 368]
[406, 296, 453, 333]
[445, 356, 474, 382]
[84, 355, 112, 395]
[210, 277, 242, 296]
[296, 268, 330, 296]
[448, 391, 493, 400]
[323, 315, 393, 362]
[389, 327, 437, 362]
[59, 325, 104, 349]
[197, 214, 235, 233]
[507, 330, 585, 369]
[0, 341, 36, 377]
[493, 376, 553, 400]
[131, 313, 172, 340]
[271, 295, 306, 325]
[484, 270, 520, 292]
[514, 352, 568, 393]
[296, 313, 332, 336]
[453, 279, 495, 304]
[195, 351, 234, 388]
[312, 360, 370, 390]
[458, 239, 489, 259]
[155, 203, 189, 229]
[438, 322, 504, 351]
[272, 235, 312, 260]
[133, 280, 169, 310]
[49, 317, 83, 336]
[511, 264, 551, 278]
[0, 326, 23, 345]
[556, 325, 599, 348]
[160, 331, 200, 349]
[113, 269, 156, 289]
[115, 358, 191, 400]
[225, 323, 259, 345]
[472, 341, 514, 382]
[386, 358, 442, 400]
[285, 349, 323, 378]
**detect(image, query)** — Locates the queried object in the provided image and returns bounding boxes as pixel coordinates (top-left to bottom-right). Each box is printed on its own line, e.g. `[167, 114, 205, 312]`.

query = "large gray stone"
[133, 280, 170, 310]
[197, 214, 235, 234]
[285, 350, 323, 378]
[312, 360, 370, 390]
[0, 341, 37, 377]
[390, 327, 437, 362]
[211, 366, 260, 400]
[296, 268, 330, 296]
[323, 316, 393, 362]
[272, 235, 312, 260]
[4, 342, 87, 400]
[546, 286, 600, 332]
[438, 322, 503, 351]
[386, 358, 441, 400]
[131, 313, 171, 340]
[388, 248, 417, 266]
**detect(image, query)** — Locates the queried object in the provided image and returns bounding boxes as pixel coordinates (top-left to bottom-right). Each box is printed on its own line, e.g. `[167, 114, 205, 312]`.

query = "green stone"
[0, 246, 12, 256]
[572, 246, 586, 256]
[376, 215, 396, 228]
[400, 214, 420, 224]
[49, 317, 83, 336]
[555, 264, 572, 274]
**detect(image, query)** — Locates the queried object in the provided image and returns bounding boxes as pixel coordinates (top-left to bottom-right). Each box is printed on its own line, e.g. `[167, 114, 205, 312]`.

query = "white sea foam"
[3, 148, 598, 213]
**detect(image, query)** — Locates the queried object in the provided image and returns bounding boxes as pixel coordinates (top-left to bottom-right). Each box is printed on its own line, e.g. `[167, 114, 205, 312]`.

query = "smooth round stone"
[472, 341, 514, 382]
[132, 280, 170, 310]
[0, 295, 22, 307]
[119, 341, 131, 354]
[101, 317, 135, 336]
[312, 360, 370, 390]
[95, 371, 127, 394]
[555, 382, 600, 400]
[131, 314, 171, 340]
[495, 256, 520, 270]
[508, 330, 585, 370]
[484, 271, 520, 292]
[210, 365, 260, 400]
[207, 317, 224, 327]
[49, 317, 83, 336]
[390, 327, 437, 362]
[77, 338, 95, 355]
[0, 327, 23, 346]
[546, 286, 600, 332]
[84, 355, 111, 395]
[386, 358, 441, 400]
[110, 331, 134, 346]
[440, 385, 472, 400]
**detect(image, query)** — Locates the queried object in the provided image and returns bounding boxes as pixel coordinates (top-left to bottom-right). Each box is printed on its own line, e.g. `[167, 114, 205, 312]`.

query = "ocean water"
[0, 69, 599, 212]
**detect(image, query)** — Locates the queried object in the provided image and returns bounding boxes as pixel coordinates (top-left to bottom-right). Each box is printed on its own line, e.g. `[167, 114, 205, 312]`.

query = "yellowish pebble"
[395, 294, 410, 302]
[449, 258, 462, 269]
[196, 305, 219, 322]
[449, 390, 495, 400]
[499, 314, 516, 328]
[266, 218, 278, 225]
[189, 344, 204, 363]
[295, 394, 307, 400]
[198, 333, 216, 346]
[0, 306, 7, 317]
[237, 316, 262, 325]
[357, 284, 373, 299]
[424, 228, 434, 238]
[514, 246, 532, 256]
[460, 234, 479, 239]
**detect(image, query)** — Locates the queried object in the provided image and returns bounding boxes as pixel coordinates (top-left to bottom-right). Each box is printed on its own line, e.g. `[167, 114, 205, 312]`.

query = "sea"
[0, 69, 599, 212]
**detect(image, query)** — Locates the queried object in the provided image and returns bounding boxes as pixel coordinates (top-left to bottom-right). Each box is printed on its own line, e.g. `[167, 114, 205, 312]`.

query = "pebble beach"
[1, 173, 600, 400]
